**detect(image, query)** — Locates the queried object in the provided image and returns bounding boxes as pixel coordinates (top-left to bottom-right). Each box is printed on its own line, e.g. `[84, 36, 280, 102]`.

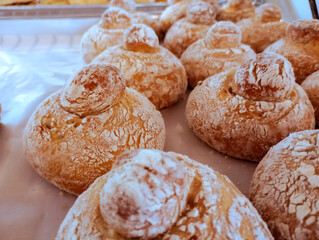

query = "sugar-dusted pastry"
[93, 24, 187, 110]
[163, 1, 217, 58]
[159, 0, 219, 34]
[186, 52, 315, 162]
[237, 3, 288, 53]
[301, 71, 319, 126]
[265, 19, 319, 83]
[56, 149, 273, 240]
[23, 64, 165, 195]
[181, 21, 255, 88]
[110, 0, 137, 12]
[110, 0, 163, 39]
[250, 130, 319, 239]
[217, 0, 255, 22]
[80, 7, 132, 64]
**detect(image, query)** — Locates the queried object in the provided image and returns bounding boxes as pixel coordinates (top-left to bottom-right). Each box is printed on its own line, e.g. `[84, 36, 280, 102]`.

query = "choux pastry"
[186, 52, 315, 161]
[265, 19, 319, 83]
[56, 149, 273, 239]
[181, 21, 255, 88]
[250, 130, 319, 239]
[237, 3, 288, 53]
[81, 7, 132, 63]
[94, 24, 188, 110]
[164, 1, 217, 58]
[23, 64, 165, 195]
[217, 0, 255, 22]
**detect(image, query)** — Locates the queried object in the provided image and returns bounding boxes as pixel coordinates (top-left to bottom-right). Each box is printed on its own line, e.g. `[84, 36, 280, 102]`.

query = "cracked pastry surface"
[302, 71, 319, 126]
[110, 0, 163, 39]
[265, 19, 319, 84]
[237, 3, 288, 53]
[185, 52, 315, 162]
[250, 130, 319, 240]
[93, 24, 187, 110]
[80, 7, 132, 64]
[159, 0, 220, 35]
[181, 21, 255, 88]
[163, 1, 217, 58]
[217, 0, 255, 23]
[23, 64, 165, 195]
[56, 149, 273, 240]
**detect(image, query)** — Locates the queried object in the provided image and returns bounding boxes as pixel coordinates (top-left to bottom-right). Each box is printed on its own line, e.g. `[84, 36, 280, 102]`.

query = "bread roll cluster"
[21, 1, 319, 239]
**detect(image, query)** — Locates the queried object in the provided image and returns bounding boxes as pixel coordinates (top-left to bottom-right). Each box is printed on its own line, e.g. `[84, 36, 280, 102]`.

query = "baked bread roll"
[181, 21, 255, 88]
[265, 19, 319, 84]
[159, 0, 219, 34]
[163, 1, 217, 58]
[93, 24, 187, 110]
[110, 0, 163, 39]
[56, 149, 273, 239]
[250, 130, 319, 239]
[217, 0, 255, 22]
[237, 3, 288, 53]
[23, 64, 165, 195]
[80, 7, 132, 64]
[301, 71, 319, 126]
[186, 52, 315, 162]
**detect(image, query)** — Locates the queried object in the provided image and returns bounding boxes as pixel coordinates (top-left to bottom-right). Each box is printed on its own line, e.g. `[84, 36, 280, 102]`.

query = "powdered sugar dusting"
[124, 24, 159, 49]
[23, 86, 166, 195]
[186, 68, 315, 161]
[186, 2, 216, 25]
[93, 38, 187, 110]
[56, 150, 273, 239]
[250, 130, 319, 239]
[99, 149, 188, 238]
[60, 64, 125, 117]
[110, 0, 136, 13]
[99, 7, 132, 30]
[234, 52, 295, 101]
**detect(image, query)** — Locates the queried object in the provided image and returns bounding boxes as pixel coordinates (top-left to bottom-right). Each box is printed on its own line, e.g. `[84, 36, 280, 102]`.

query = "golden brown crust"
[110, 0, 137, 13]
[217, 0, 255, 22]
[265, 20, 319, 83]
[56, 149, 273, 240]
[163, 2, 217, 58]
[181, 21, 255, 88]
[93, 25, 188, 110]
[159, 0, 220, 34]
[250, 130, 319, 239]
[237, 4, 288, 53]
[80, 7, 132, 63]
[185, 53, 315, 161]
[23, 65, 166, 195]
[301, 71, 319, 126]
[60, 64, 126, 117]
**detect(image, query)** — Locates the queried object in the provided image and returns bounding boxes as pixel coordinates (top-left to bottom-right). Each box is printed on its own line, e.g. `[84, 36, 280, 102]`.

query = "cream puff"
[23, 64, 165, 195]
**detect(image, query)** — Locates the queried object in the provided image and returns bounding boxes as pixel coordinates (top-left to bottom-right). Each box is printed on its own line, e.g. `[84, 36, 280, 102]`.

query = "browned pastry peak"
[233, 52, 295, 101]
[228, 0, 253, 8]
[60, 64, 126, 117]
[255, 3, 282, 22]
[186, 1, 217, 25]
[100, 149, 188, 238]
[287, 19, 319, 44]
[204, 21, 241, 48]
[110, 0, 136, 13]
[124, 24, 159, 52]
[98, 7, 132, 30]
